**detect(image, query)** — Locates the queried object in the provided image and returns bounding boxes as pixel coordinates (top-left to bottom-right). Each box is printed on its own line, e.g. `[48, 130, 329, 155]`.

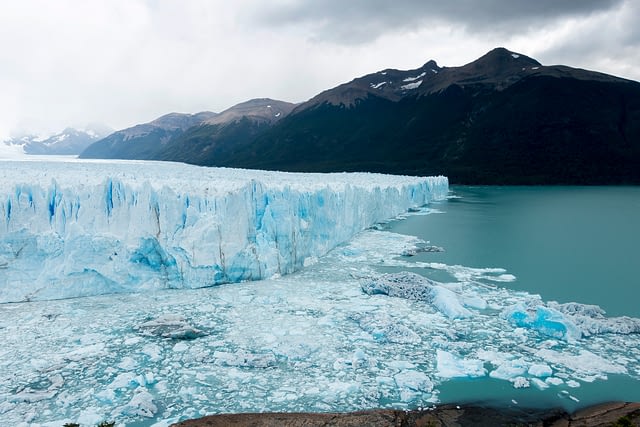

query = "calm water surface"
[391, 186, 640, 317]
[390, 186, 640, 409]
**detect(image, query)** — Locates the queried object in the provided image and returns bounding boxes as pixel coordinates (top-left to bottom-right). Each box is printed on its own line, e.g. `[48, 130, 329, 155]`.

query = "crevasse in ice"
[0, 159, 448, 302]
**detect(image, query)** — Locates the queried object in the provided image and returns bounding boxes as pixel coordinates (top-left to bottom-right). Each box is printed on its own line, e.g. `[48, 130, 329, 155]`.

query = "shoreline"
[171, 401, 640, 426]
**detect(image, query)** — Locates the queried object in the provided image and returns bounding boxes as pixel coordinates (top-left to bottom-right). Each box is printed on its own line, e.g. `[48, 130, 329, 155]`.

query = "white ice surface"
[0, 142, 27, 159]
[0, 158, 448, 302]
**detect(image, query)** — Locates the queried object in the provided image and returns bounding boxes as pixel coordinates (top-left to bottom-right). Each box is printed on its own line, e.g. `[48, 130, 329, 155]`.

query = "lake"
[390, 185, 640, 408]
[391, 186, 640, 317]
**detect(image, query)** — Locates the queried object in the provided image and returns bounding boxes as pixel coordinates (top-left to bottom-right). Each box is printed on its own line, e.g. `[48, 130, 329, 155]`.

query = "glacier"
[0, 158, 448, 302]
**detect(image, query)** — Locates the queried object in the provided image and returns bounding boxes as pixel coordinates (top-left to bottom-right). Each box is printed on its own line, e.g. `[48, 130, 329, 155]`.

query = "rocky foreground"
[172, 402, 640, 427]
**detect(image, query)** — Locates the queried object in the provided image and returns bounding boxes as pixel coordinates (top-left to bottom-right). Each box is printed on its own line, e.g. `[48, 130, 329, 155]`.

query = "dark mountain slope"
[152, 99, 295, 164]
[208, 48, 640, 184]
[80, 112, 217, 159]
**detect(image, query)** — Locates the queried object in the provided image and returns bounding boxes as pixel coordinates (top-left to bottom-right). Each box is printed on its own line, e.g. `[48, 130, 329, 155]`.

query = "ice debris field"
[1, 159, 640, 426]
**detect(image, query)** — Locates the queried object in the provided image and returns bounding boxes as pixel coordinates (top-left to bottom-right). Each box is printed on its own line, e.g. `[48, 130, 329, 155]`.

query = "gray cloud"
[0, 0, 638, 140]
[256, 0, 625, 44]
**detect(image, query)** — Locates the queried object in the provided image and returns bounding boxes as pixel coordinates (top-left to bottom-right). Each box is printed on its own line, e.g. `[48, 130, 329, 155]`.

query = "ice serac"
[0, 159, 448, 302]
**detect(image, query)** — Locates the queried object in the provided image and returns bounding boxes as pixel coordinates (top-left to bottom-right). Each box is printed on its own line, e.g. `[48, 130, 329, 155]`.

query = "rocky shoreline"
[172, 401, 640, 427]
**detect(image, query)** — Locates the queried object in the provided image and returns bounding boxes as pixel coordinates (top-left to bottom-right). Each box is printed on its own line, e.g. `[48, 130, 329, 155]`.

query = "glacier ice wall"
[0, 159, 448, 302]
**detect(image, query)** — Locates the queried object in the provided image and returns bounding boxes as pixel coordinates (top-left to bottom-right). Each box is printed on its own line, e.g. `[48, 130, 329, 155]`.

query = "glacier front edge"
[0, 159, 448, 302]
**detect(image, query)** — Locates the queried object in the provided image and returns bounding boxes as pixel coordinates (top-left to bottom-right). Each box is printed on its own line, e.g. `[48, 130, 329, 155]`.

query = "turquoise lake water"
[390, 186, 640, 409]
[391, 186, 640, 318]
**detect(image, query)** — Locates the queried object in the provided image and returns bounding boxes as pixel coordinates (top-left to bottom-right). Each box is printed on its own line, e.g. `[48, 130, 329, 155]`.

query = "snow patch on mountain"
[401, 80, 423, 90]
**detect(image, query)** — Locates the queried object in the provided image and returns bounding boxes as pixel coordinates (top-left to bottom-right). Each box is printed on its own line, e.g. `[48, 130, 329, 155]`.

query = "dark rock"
[135, 314, 206, 340]
[170, 402, 640, 427]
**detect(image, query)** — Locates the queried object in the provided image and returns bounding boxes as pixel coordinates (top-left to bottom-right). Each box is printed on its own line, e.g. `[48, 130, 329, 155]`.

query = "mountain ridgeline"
[80, 48, 640, 184]
[5, 126, 112, 155]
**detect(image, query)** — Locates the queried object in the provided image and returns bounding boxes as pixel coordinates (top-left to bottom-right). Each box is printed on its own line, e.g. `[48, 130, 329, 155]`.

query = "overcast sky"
[1, 0, 638, 139]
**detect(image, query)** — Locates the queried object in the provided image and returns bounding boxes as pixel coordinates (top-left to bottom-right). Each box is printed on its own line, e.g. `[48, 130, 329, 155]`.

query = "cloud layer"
[0, 0, 637, 138]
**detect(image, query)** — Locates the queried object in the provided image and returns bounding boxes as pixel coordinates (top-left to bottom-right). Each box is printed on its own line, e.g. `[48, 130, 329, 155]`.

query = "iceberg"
[0, 159, 448, 302]
[360, 272, 472, 319]
[503, 301, 640, 340]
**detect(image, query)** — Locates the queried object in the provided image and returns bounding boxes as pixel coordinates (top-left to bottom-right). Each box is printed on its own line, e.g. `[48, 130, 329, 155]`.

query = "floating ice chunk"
[548, 301, 640, 336]
[423, 264, 515, 283]
[334, 350, 375, 371]
[506, 301, 640, 340]
[136, 314, 205, 340]
[11, 374, 64, 403]
[546, 377, 564, 386]
[431, 286, 472, 319]
[108, 372, 139, 390]
[462, 295, 488, 310]
[77, 407, 105, 426]
[117, 356, 138, 370]
[489, 358, 528, 381]
[142, 343, 162, 362]
[352, 348, 371, 369]
[531, 378, 549, 390]
[436, 350, 486, 378]
[119, 388, 157, 418]
[394, 370, 433, 392]
[65, 342, 106, 361]
[513, 377, 530, 388]
[361, 272, 436, 300]
[504, 303, 582, 341]
[567, 380, 581, 388]
[387, 360, 416, 370]
[172, 341, 189, 352]
[213, 350, 277, 368]
[528, 363, 553, 377]
[349, 312, 421, 343]
[536, 349, 626, 377]
[401, 242, 444, 256]
[360, 272, 471, 318]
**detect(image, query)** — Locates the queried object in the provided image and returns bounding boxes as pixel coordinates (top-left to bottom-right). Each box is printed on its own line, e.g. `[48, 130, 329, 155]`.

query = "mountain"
[79, 100, 295, 162]
[79, 111, 217, 159]
[150, 98, 295, 164]
[213, 48, 640, 184]
[3, 126, 112, 156]
[81, 48, 640, 184]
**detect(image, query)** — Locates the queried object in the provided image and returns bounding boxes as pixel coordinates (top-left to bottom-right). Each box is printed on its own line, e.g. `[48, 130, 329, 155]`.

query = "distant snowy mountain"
[2, 125, 113, 156]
